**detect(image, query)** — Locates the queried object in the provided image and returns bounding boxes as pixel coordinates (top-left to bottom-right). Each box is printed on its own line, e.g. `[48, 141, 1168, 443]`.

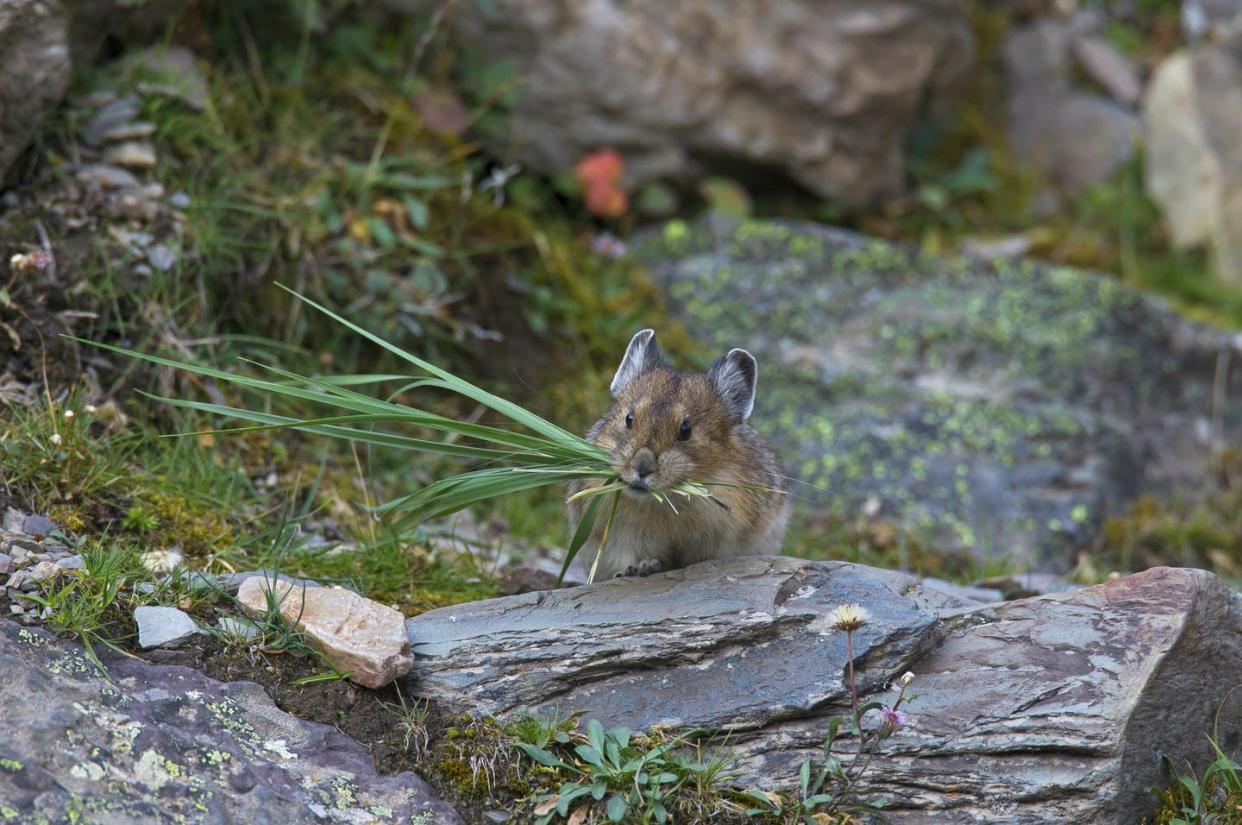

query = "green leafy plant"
[17, 544, 138, 656]
[516, 720, 732, 824]
[1151, 740, 1242, 824]
[84, 288, 737, 582]
[122, 505, 159, 533]
[744, 605, 912, 823]
[507, 709, 581, 750]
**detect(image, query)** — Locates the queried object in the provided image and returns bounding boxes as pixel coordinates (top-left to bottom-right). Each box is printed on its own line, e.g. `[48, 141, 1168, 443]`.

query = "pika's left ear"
[709, 348, 757, 421]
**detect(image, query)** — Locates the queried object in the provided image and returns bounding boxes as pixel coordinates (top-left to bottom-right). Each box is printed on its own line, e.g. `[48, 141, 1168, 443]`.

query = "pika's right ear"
[610, 329, 662, 396]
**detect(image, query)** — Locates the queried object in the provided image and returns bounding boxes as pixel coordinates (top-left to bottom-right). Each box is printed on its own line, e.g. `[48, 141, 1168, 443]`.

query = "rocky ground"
[4, 1, 1242, 823]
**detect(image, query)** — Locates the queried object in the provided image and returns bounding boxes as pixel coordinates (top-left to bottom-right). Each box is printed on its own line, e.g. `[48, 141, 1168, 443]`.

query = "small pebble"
[147, 244, 176, 272]
[0, 553, 10, 575]
[134, 606, 203, 649]
[217, 616, 261, 642]
[3, 508, 25, 533]
[84, 95, 141, 141]
[57, 555, 85, 571]
[75, 164, 141, 190]
[11, 534, 43, 554]
[26, 562, 62, 585]
[22, 514, 55, 539]
[140, 548, 184, 575]
[168, 191, 191, 209]
[104, 141, 157, 171]
[102, 121, 157, 141]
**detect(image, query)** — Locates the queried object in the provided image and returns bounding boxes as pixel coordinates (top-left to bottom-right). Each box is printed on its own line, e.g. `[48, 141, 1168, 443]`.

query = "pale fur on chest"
[581, 486, 785, 580]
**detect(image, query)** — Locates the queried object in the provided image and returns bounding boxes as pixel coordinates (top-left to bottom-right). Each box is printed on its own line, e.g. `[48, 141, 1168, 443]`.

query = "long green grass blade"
[277, 285, 587, 448]
[562, 495, 602, 585]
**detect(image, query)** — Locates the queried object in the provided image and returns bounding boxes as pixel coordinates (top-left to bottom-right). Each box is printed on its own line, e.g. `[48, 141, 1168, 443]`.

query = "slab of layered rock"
[0, 620, 461, 824]
[404, 557, 1242, 823]
[237, 576, 413, 689]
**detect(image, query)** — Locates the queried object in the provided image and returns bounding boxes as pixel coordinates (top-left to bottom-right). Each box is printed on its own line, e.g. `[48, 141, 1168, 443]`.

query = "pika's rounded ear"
[709, 348, 757, 421]
[610, 329, 662, 396]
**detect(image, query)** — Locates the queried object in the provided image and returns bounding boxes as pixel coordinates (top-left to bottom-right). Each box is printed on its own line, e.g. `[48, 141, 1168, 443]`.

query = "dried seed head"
[50, 433, 62, 446]
[830, 603, 870, 632]
[900, 671, 915, 687]
[63, 410, 74, 420]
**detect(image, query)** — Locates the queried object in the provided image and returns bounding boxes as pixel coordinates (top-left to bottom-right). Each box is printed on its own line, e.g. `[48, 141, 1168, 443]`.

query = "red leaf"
[576, 149, 627, 217]
[575, 149, 624, 187]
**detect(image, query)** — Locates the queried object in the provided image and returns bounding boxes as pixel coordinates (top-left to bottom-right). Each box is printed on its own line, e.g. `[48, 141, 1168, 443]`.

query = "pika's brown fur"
[567, 329, 789, 580]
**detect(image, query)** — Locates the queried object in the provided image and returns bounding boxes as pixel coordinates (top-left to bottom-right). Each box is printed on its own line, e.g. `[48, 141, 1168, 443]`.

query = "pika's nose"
[631, 448, 656, 480]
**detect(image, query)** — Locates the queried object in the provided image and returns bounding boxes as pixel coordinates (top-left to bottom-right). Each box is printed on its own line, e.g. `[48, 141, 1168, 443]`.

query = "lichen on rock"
[635, 217, 1242, 569]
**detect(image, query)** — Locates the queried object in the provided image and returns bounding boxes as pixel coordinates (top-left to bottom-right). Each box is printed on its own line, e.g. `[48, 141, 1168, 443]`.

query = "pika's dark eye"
[678, 418, 692, 441]
[625, 410, 634, 429]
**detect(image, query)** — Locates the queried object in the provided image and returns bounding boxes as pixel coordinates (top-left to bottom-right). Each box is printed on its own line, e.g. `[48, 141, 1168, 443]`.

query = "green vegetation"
[15, 543, 142, 654]
[516, 720, 745, 824]
[1150, 740, 1242, 824]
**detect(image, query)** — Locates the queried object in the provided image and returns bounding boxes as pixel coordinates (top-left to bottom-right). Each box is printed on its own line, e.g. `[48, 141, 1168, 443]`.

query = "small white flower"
[84, 404, 98, 414]
[900, 671, 915, 687]
[50, 433, 62, 446]
[140, 549, 184, 574]
[830, 603, 870, 632]
[63, 410, 74, 420]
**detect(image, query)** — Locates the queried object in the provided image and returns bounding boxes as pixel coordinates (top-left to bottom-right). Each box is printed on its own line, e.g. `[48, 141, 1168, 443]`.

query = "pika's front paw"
[615, 559, 664, 578]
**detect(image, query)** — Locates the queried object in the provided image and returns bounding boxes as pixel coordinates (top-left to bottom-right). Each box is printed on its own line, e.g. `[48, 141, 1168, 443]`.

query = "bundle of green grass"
[88, 288, 718, 582]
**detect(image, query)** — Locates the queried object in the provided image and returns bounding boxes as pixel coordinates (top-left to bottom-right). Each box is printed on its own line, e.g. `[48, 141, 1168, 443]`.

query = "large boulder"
[634, 218, 1242, 569]
[0, 620, 462, 824]
[387, 0, 973, 207]
[1145, 36, 1242, 282]
[404, 557, 1242, 823]
[0, 0, 71, 183]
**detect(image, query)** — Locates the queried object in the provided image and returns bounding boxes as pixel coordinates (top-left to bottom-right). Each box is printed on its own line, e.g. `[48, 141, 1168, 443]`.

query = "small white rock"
[104, 141, 157, 171]
[134, 606, 203, 649]
[217, 616, 261, 642]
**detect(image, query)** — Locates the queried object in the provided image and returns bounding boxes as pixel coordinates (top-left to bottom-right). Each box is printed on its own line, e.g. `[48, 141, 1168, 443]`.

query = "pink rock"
[236, 577, 413, 689]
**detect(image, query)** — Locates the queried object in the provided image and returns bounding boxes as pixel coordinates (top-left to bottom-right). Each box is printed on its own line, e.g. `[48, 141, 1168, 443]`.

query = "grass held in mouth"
[81, 287, 724, 584]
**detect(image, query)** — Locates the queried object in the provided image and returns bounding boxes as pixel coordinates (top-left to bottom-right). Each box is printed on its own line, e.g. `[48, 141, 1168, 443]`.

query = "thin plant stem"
[846, 629, 860, 726]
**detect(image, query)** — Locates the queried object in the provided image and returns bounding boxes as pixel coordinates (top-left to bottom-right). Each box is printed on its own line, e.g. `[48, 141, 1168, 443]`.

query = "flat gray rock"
[405, 558, 1242, 823]
[133, 605, 202, 649]
[0, 620, 462, 824]
[407, 557, 963, 729]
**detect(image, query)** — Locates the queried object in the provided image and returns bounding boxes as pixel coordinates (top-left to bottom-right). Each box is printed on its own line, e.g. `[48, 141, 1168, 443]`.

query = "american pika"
[567, 329, 789, 580]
